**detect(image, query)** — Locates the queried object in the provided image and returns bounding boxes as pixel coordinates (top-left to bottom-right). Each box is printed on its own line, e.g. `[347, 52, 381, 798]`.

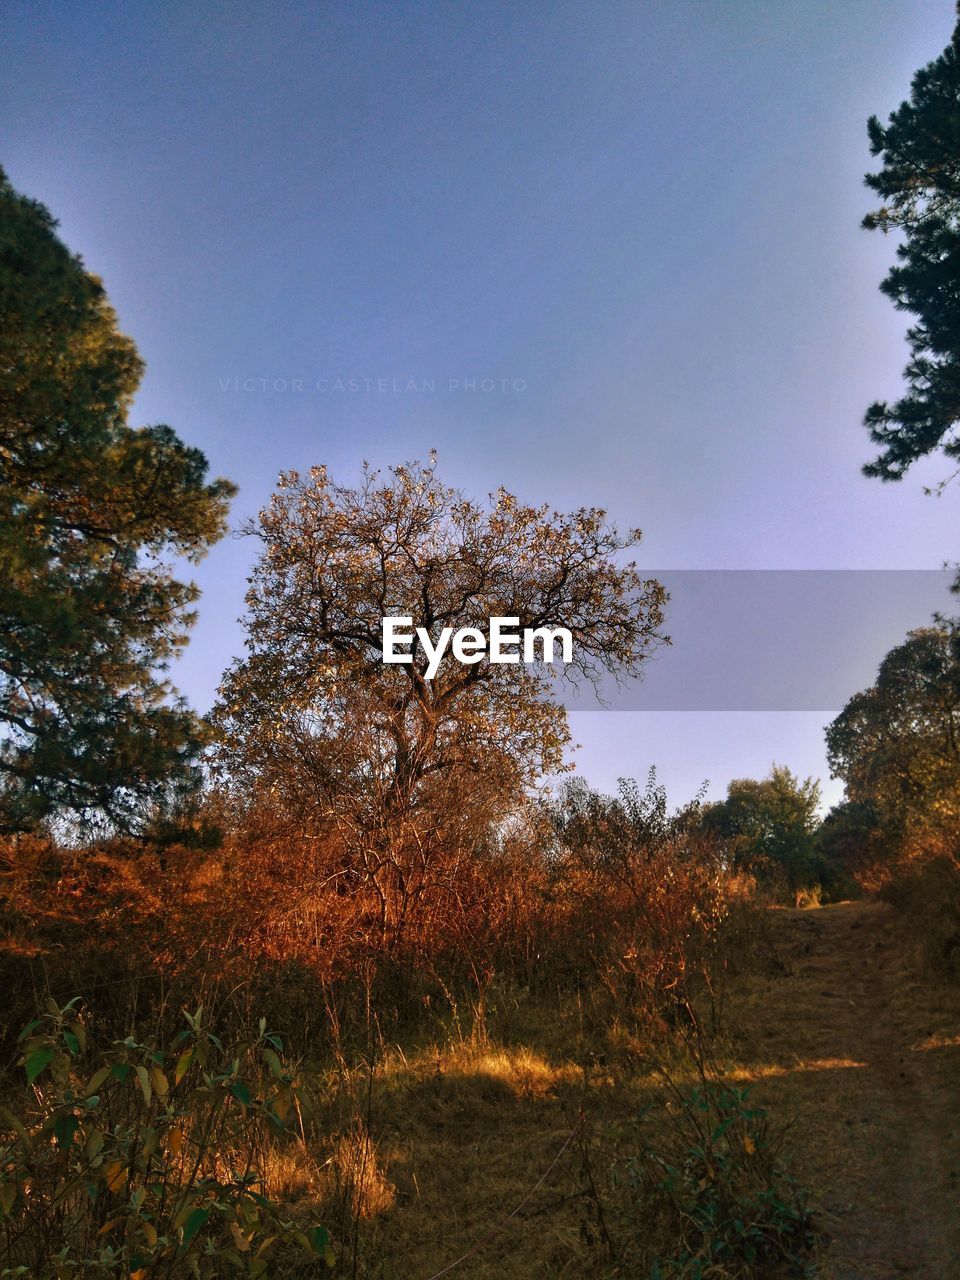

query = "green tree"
[861, 9, 960, 489]
[815, 799, 887, 890]
[0, 169, 234, 834]
[825, 623, 960, 852]
[702, 765, 821, 892]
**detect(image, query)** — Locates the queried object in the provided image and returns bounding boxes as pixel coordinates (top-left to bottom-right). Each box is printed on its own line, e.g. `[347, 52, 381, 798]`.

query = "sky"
[2, 0, 958, 810]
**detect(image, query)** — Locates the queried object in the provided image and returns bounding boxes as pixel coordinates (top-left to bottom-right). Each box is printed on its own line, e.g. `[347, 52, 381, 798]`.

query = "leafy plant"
[0, 1000, 334, 1277]
[620, 1074, 815, 1278]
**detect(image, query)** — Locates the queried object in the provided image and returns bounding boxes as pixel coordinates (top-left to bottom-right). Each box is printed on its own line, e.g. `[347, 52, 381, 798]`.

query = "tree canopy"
[0, 168, 235, 834]
[861, 9, 960, 488]
[215, 458, 666, 936]
[702, 765, 821, 891]
[825, 623, 960, 852]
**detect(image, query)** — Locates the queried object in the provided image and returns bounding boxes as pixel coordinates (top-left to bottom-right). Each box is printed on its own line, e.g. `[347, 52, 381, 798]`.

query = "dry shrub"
[0, 769, 735, 1060]
[0, 832, 255, 1048]
[831, 806, 960, 976]
[539, 777, 730, 1028]
[564, 835, 727, 1015]
[197, 772, 733, 1039]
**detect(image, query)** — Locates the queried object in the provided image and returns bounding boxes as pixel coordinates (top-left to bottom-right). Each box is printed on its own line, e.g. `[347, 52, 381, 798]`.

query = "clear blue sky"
[3, 0, 958, 809]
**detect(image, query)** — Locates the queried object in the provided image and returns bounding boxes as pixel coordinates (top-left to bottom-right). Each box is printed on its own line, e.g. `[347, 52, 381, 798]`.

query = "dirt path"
[731, 900, 960, 1278]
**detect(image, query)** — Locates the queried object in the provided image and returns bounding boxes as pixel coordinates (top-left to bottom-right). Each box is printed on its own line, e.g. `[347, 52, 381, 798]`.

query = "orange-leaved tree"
[214, 457, 666, 946]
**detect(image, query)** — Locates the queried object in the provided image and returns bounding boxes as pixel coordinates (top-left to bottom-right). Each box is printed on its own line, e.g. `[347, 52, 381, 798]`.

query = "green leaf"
[25, 1045, 55, 1084]
[84, 1128, 105, 1163]
[85, 1066, 111, 1096]
[0, 1105, 33, 1153]
[309, 1225, 336, 1266]
[230, 1080, 252, 1107]
[180, 1207, 210, 1248]
[0, 1182, 17, 1217]
[53, 1113, 79, 1150]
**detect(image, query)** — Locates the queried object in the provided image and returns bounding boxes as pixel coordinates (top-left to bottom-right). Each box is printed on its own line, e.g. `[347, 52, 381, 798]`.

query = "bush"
[544, 774, 730, 1022]
[880, 849, 960, 976]
[0, 1001, 334, 1278]
[619, 1072, 814, 1278]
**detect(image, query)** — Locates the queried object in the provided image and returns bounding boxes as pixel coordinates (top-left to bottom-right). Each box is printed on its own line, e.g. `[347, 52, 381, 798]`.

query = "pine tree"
[862, 8, 960, 487]
[0, 169, 235, 834]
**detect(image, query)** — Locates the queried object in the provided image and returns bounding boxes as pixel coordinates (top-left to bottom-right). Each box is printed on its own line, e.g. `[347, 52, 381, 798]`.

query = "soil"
[730, 899, 960, 1279]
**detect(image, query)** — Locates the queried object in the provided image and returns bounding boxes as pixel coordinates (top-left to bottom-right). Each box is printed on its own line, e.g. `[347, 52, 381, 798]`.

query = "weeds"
[619, 1070, 815, 1278]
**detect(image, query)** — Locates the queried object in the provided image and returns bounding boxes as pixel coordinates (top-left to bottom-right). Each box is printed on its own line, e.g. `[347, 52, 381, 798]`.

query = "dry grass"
[0, 829, 813, 1277]
[281, 897, 959, 1278]
[273, 978, 814, 1280]
[252, 1008, 685, 1279]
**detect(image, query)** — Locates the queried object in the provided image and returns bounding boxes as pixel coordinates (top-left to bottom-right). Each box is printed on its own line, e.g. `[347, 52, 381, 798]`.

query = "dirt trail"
[734, 900, 960, 1278]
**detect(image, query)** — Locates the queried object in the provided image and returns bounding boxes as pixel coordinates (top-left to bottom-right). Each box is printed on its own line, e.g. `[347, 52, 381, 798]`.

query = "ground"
[4, 888, 958, 1276]
[729, 899, 960, 1278]
[321, 899, 960, 1277]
